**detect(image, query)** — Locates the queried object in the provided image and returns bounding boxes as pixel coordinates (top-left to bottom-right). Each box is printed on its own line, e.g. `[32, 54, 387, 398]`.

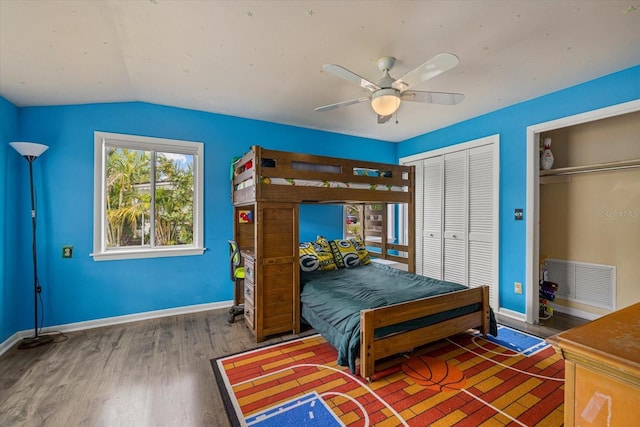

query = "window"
[344, 204, 362, 238]
[93, 132, 205, 261]
[344, 203, 399, 250]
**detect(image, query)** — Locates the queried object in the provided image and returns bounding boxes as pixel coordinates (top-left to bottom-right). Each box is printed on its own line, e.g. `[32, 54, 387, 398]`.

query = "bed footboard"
[359, 285, 490, 381]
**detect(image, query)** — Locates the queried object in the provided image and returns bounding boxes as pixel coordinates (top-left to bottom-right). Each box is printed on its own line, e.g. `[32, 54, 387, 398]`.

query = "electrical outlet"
[514, 282, 523, 294]
[62, 245, 73, 258]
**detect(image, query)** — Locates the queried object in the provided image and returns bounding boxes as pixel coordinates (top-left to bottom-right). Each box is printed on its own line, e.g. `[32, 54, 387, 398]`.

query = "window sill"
[91, 247, 206, 261]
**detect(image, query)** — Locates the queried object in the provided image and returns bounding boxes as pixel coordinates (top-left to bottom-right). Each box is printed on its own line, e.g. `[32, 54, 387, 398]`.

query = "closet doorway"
[526, 99, 640, 324]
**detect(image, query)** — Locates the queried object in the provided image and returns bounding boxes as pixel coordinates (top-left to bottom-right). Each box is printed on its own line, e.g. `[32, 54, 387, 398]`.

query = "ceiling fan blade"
[377, 114, 392, 124]
[323, 64, 380, 92]
[401, 90, 465, 105]
[315, 97, 370, 112]
[392, 53, 459, 91]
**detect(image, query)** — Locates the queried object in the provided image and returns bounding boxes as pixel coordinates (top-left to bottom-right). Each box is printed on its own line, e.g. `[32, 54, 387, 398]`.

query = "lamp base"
[18, 334, 54, 350]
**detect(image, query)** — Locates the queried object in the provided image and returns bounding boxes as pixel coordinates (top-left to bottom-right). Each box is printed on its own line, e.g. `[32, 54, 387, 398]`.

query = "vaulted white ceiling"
[1, 0, 639, 142]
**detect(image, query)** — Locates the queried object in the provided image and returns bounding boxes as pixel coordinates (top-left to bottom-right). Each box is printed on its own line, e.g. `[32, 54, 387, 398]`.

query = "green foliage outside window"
[105, 147, 194, 248]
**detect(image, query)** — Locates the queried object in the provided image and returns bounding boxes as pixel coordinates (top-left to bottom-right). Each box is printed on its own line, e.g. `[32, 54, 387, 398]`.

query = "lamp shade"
[10, 142, 49, 158]
[371, 89, 401, 116]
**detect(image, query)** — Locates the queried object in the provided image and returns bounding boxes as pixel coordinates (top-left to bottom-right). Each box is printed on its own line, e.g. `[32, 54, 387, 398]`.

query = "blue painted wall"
[398, 65, 640, 313]
[1, 97, 20, 343]
[2, 64, 638, 342]
[300, 204, 343, 243]
[8, 101, 396, 332]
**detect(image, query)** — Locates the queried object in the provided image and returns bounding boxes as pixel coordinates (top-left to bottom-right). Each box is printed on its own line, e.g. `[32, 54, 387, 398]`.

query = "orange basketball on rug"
[402, 356, 467, 391]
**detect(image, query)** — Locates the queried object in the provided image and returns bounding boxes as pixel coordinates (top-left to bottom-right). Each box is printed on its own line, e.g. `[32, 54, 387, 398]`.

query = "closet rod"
[540, 158, 640, 176]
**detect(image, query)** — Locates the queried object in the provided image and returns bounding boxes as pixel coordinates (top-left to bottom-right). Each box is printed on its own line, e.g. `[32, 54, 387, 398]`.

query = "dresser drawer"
[244, 301, 255, 330]
[244, 281, 254, 306]
[244, 258, 254, 285]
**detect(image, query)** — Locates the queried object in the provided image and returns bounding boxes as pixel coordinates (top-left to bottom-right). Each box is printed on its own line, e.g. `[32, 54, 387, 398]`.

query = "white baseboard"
[496, 307, 527, 323]
[0, 300, 232, 357]
[550, 303, 601, 321]
[0, 331, 28, 357]
[496, 304, 600, 325]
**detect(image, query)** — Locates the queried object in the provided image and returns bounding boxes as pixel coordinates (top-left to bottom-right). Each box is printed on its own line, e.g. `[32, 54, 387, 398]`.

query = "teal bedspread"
[300, 262, 497, 373]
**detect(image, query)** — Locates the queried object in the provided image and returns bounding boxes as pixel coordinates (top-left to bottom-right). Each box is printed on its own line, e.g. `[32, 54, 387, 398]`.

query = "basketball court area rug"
[212, 326, 564, 426]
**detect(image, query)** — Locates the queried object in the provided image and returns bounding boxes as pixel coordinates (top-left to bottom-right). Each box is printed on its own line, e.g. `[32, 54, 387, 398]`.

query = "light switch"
[515, 208, 523, 220]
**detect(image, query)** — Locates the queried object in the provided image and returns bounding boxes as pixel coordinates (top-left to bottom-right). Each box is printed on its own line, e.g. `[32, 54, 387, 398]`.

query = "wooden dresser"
[547, 303, 640, 426]
[234, 202, 299, 342]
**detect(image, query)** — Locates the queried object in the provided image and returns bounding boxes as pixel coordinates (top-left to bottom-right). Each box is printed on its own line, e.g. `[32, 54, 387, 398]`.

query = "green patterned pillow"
[329, 236, 371, 268]
[299, 240, 337, 272]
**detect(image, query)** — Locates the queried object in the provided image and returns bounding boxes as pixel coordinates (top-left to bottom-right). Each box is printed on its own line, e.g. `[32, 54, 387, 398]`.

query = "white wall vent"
[545, 259, 616, 310]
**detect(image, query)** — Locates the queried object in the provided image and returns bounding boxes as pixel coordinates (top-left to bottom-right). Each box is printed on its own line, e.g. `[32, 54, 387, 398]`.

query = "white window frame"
[92, 131, 205, 261]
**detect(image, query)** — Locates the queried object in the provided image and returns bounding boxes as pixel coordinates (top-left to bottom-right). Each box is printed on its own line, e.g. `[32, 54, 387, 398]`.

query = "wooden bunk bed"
[231, 145, 492, 381]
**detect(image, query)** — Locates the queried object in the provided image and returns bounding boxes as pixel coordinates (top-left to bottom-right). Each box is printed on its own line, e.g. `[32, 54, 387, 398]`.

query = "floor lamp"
[10, 142, 54, 349]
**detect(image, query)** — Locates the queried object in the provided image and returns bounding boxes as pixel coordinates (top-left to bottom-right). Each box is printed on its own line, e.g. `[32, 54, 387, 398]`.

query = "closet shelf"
[540, 158, 640, 176]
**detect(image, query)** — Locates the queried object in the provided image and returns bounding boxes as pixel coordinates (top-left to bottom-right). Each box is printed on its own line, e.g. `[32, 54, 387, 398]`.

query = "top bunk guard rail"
[232, 146, 414, 205]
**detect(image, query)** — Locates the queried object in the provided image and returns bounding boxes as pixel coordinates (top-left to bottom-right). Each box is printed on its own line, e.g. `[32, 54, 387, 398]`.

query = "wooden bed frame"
[232, 145, 491, 380]
[232, 146, 414, 204]
[360, 286, 491, 381]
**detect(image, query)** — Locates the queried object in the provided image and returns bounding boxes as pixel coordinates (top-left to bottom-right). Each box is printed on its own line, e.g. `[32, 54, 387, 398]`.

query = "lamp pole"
[27, 157, 46, 342]
[10, 142, 53, 349]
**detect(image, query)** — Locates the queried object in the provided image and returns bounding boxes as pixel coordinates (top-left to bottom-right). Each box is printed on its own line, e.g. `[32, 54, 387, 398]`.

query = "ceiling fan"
[315, 53, 464, 123]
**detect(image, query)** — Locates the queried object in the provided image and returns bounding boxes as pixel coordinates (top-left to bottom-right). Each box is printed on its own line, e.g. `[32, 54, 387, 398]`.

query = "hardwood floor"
[0, 308, 310, 427]
[497, 311, 589, 338]
[0, 307, 586, 427]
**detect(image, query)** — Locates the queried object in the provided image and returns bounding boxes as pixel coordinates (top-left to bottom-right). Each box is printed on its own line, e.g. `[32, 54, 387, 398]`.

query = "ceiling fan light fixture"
[371, 88, 400, 116]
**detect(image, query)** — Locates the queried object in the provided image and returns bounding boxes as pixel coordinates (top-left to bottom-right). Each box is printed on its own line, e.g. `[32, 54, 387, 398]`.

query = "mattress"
[300, 262, 497, 373]
[235, 177, 407, 192]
